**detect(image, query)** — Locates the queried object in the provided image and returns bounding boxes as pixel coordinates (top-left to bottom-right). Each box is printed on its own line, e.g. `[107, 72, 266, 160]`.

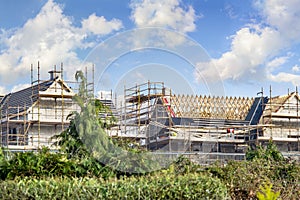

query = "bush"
[0, 174, 229, 199]
[0, 148, 115, 180]
[246, 141, 284, 162]
[207, 158, 300, 199]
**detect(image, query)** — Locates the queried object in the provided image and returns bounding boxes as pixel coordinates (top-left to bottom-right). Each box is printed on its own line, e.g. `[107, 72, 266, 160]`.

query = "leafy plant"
[246, 141, 284, 162]
[52, 114, 88, 159]
[52, 70, 114, 159]
[257, 182, 280, 200]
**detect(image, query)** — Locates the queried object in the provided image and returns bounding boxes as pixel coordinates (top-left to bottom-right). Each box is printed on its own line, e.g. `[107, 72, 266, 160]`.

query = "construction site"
[1, 66, 300, 163]
[105, 82, 300, 163]
[0, 63, 94, 151]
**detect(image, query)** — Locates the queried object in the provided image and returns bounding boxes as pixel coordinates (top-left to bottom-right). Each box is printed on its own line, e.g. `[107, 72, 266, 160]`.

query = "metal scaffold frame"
[0, 62, 94, 150]
[259, 86, 300, 152]
[108, 81, 300, 163]
[108, 81, 176, 148]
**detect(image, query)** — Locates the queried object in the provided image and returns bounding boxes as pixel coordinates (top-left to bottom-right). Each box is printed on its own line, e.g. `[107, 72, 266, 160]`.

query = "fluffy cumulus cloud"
[82, 14, 123, 35]
[259, 0, 300, 40]
[196, 0, 300, 86]
[267, 72, 300, 86]
[130, 0, 197, 33]
[0, 0, 123, 88]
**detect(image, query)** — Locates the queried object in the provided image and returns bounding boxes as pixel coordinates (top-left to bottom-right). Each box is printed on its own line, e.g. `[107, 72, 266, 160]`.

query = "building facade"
[0, 71, 79, 150]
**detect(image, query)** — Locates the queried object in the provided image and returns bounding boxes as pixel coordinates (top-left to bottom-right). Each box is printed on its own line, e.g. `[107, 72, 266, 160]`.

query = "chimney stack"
[48, 70, 62, 80]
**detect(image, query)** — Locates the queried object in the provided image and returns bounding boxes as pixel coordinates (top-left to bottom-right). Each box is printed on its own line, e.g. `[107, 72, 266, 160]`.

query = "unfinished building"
[2, 69, 300, 163]
[105, 82, 300, 162]
[0, 65, 81, 151]
[260, 90, 300, 152]
[108, 82, 262, 152]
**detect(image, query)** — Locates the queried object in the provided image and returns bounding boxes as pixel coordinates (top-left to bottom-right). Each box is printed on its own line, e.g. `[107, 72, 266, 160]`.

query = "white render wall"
[27, 125, 67, 148]
[30, 98, 80, 122]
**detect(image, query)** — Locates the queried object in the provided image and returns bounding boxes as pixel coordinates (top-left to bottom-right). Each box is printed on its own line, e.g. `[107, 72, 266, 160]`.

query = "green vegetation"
[52, 70, 114, 158]
[0, 147, 115, 180]
[257, 182, 280, 200]
[246, 141, 284, 162]
[205, 143, 300, 199]
[1, 126, 300, 199]
[0, 149, 299, 199]
[0, 173, 228, 199]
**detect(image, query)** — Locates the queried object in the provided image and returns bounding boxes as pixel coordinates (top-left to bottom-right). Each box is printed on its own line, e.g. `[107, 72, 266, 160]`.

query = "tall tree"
[53, 71, 113, 158]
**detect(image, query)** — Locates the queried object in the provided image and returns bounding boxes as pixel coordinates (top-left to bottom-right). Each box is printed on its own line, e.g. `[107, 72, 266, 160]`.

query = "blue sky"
[1, 0, 300, 98]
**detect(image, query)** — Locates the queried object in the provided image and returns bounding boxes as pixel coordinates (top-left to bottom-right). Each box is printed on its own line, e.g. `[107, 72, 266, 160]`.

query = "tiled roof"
[0, 79, 54, 117]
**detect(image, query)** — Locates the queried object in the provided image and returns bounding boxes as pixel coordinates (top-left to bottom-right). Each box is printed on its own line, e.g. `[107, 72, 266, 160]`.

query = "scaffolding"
[260, 86, 300, 152]
[109, 82, 258, 153]
[2, 71, 300, 161]
[106, 81, 300, 163]
[0, 63, 94, 150]
[108, 82, 176, 149]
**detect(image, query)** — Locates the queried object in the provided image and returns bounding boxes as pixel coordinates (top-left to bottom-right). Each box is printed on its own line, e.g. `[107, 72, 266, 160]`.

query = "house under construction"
[1, 67, 300, 163]
[105, 82, 300, 162]
[0, 64, 84, 151]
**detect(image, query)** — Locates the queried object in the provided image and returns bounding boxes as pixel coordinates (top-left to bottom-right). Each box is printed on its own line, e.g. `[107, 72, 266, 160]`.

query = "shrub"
[0, 174, 229, 199]
[0, 148, 115, 180]
[207, 157, 300, 199]
[256, 182, 280, 200]
[246, 141, 284, 162]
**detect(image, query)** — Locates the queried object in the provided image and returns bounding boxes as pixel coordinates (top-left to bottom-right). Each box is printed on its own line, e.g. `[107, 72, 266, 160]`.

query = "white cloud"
[124, 28, 190, 50]
[82, 13, 123, 35]
[258, 0, 300, 40]
[126, 0, 199, 54]
[266, 56, 290, 74]
[197, 24, 284, 81]
[0, 0, 123, 89]
[292, 64, 300, 72]
[11, 84, 31, 93]
[130, 0, 197, 33]
[267, 56, 289, 68]
[0, 86, 8, 95]
[195, 0, 300, 86]
[267, 72, 300, 86]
